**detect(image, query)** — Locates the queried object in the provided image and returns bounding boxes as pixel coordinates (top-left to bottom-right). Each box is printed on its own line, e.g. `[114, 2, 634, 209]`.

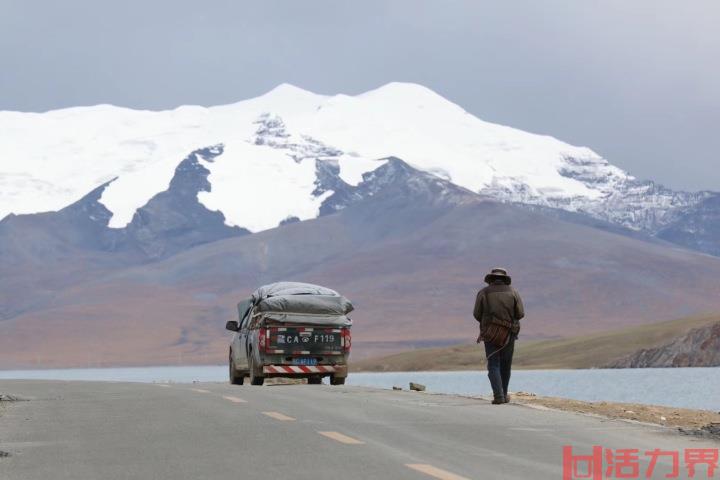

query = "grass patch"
[353, 313, 720, 371]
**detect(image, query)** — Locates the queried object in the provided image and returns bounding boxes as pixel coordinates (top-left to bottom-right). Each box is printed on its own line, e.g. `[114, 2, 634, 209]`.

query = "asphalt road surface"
[0, 380, 717, 479]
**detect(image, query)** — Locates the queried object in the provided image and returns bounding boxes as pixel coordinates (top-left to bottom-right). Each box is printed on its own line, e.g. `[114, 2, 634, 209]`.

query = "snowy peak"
[262, 82, 321, 99]
[0, 82, 712, 237]
[358, 82, 462, 108]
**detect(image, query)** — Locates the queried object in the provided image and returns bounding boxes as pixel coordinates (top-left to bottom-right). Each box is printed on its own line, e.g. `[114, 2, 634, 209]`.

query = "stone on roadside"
[392, 386, 403, 391]
[409, 382, 426, 392]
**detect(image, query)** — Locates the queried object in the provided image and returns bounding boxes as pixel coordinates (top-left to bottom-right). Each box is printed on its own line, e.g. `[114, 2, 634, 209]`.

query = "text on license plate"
[273, 331, 340, 346]
[293, 358, 318, 366]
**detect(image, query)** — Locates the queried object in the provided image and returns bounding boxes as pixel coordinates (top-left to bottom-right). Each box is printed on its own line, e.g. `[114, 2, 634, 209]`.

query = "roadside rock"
[409, 382, 426, 392]
[678, 423, 720, 440]
[703, 423, 720, 436]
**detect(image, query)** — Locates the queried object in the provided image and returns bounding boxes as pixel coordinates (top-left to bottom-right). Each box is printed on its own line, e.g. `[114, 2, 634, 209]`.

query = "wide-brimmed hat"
[484, 267, 512, 285]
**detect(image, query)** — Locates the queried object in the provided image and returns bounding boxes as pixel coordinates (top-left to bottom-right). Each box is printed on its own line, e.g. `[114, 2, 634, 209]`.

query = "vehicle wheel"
[248, 354, 264, 386]
[307, 376, 322, 385]
[229, 355, 244, 385]
[330, 375, 346, 386]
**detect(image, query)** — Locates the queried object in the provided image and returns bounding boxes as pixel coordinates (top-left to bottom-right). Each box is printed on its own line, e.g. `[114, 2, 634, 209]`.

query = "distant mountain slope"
[656, 194, 720, 257]
[606, 321, 720, 368]
[0, 155, 467, 319]
[0, 145, 253, 319]
[2, 161, 720, 368]
[0, 182, 137, 320]
[121, 145, 249, 258]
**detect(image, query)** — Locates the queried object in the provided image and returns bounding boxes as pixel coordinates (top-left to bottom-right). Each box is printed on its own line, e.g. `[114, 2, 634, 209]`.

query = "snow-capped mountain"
[4, 83, 720, 365]
[0, 82, 714, 237]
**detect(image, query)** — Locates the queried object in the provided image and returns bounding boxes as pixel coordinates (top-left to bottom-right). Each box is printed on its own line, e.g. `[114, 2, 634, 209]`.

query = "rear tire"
[307, 376, 322, 385]
[229, 355, 244, 385]
[330, 375, 346, 385]
[249, 354, 264, 386]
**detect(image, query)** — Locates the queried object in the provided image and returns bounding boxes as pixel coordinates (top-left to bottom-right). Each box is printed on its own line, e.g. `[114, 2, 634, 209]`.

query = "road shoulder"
[509, 392, 720, 440]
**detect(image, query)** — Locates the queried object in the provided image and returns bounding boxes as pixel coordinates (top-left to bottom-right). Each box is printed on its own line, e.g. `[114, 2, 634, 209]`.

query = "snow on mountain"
[0, 82, 709, 233]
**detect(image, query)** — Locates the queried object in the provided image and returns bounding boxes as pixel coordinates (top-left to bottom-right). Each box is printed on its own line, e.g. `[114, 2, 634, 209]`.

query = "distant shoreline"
[1, 313, 718, 374]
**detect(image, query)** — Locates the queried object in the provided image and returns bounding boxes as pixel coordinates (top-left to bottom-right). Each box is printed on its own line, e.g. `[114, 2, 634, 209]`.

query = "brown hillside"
[3, 191, 720, 368]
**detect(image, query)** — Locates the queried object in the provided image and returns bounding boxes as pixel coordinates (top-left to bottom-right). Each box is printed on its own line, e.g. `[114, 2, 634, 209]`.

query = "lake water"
[0, 366, 718, 411]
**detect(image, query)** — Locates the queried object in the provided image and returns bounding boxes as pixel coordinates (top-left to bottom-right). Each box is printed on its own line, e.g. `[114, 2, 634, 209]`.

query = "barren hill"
[3, 169, 720, 368]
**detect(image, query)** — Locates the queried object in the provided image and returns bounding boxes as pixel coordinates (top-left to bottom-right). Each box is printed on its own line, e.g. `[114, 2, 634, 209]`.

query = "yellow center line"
[222, 395, 247, 403]
[317, 431, 365, 445]
[405, 464, 471, 480]
[190, 388, 211, 393]
[262, 411, 295, 421]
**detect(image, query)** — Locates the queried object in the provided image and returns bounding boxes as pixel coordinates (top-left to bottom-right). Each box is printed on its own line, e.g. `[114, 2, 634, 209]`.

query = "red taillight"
[259, 328, 268, 352]
[342, 328, 351, 352]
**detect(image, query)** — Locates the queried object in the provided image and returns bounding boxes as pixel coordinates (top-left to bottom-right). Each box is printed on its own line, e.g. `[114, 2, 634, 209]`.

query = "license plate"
[269, 328, 342, 351]
[294, 357, 318, 366]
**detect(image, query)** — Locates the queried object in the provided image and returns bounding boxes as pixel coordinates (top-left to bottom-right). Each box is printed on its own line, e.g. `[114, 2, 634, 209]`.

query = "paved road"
[0, 380, 717, 479]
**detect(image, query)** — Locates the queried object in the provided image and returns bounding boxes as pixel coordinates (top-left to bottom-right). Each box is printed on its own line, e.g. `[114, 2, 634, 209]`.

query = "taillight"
[342, 328, 351, 352]
[258, 328, 268, 352]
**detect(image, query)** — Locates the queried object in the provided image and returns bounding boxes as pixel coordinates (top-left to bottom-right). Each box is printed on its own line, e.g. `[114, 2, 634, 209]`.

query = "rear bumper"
[263, 364, 348, 377]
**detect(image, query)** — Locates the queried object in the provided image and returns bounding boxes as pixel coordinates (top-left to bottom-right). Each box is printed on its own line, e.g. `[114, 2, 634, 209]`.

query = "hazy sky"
[2, 1, 718, 191]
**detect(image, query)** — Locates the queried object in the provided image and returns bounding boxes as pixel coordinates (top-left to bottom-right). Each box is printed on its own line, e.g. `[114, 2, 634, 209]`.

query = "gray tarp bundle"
[239, 282, 353, 326]
[252, 282, 341, 300]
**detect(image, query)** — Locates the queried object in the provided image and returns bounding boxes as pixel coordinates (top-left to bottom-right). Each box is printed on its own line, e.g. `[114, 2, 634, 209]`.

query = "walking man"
[473, 267, 525, 404]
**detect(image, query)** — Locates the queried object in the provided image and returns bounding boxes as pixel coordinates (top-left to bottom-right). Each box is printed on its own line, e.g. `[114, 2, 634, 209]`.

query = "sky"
[1, 0, 718, 191]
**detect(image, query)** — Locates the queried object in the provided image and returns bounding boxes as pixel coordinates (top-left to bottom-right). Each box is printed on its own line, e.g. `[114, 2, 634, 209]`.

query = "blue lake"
[0, 366, 717, 411]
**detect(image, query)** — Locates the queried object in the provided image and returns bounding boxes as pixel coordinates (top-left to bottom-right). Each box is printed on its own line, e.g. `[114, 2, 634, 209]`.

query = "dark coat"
[473, 282, 525, 337]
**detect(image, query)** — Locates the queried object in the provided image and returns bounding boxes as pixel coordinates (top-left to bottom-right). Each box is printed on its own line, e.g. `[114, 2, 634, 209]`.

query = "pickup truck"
[226, 282, 353, 386]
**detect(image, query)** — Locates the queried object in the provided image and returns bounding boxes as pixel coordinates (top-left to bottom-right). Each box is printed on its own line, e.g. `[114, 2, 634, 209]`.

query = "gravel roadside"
[510, 391, 720, 439]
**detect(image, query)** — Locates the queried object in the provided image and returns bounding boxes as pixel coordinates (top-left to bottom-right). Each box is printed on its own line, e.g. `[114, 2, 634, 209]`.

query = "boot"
[504, 393, 511, 403]
[492, 396, 505, 405]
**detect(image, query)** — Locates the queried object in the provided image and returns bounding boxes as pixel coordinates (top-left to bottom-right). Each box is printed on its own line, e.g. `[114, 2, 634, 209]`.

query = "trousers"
[484, 337, 515, 399]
